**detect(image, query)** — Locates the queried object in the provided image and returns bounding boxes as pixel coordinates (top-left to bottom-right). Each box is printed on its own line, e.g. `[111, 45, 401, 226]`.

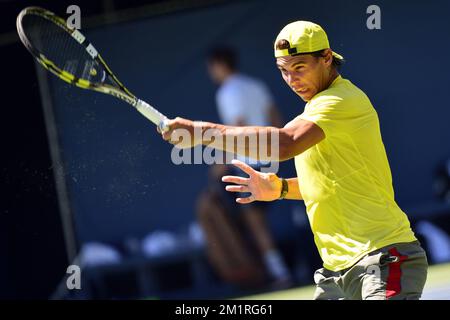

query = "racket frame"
[17, 6, 169, 131]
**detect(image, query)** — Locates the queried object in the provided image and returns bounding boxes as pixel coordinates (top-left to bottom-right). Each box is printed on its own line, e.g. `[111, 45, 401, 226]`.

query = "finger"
[160, 118, 176, 135]
[225, 185, 250, 193]
[162, 131, 172, 141]
[221, 175, 249, 185]
[231, 159, 255, 176]
[159, 119, 171, 134]
[236, 195, 255, 204]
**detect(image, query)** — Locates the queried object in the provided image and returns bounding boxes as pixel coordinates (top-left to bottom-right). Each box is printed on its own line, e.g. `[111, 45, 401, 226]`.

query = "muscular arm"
[186, 116, 325, 162]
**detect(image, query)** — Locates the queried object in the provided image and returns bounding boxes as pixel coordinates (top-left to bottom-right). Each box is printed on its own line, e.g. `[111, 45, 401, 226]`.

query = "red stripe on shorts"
[385, 247, 408, 298]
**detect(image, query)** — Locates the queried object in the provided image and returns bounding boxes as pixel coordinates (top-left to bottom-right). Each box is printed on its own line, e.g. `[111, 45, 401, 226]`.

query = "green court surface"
[240, 262, 450, 300]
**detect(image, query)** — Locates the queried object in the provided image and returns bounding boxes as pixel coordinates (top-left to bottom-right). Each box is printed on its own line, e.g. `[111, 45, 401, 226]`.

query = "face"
[276, 49, 333, 102]
[207, 60, 228, 84]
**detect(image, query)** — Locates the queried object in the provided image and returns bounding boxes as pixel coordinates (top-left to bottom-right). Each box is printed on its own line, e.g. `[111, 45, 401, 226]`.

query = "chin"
[295, 92, 309, 102]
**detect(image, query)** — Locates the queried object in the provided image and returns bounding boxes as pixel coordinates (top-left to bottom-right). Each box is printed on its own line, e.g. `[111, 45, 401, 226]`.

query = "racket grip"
[159, 118, 170, 133]
[135, 99, 170, 133]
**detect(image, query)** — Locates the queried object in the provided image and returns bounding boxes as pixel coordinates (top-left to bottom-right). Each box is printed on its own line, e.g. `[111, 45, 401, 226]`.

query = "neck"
[220, 70, 236, 83]
[326, 68, 339, 88]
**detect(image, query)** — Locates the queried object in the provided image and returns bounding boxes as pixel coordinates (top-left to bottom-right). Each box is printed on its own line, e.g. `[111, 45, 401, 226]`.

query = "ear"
[322, 48, 333, 67]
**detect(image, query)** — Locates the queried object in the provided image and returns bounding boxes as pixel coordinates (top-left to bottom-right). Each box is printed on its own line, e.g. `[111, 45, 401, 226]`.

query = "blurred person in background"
[196, 46, 292, 289]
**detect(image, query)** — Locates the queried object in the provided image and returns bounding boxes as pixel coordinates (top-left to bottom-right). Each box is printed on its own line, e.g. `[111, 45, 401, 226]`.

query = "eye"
[294, 65, 304, 71]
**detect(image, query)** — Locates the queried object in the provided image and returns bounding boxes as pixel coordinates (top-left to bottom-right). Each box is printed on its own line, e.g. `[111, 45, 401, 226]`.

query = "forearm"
[163, 117, 324, 161]
[199, 121, 282, 162]
[196, 120, 322, 162]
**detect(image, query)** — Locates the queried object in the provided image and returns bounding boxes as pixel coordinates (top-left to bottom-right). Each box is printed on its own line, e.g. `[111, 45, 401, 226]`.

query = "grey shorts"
[313, 241, 428, 300]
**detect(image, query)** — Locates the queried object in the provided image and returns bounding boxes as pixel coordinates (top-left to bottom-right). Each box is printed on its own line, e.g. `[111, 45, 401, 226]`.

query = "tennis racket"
[16, 6, 170, 132]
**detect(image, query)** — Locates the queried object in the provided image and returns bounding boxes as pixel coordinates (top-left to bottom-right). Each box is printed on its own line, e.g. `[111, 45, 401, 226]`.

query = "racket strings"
[21, 14, 104, 83]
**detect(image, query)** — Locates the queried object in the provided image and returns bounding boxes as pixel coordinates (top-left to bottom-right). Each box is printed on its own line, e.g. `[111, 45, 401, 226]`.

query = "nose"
[287, 73, 299, 86]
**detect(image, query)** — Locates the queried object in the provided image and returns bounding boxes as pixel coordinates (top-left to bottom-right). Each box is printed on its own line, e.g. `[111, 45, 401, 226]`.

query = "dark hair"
[207, 46, 238, 71]
[309, 49, 344, 69]
[275, 39, 344, 69]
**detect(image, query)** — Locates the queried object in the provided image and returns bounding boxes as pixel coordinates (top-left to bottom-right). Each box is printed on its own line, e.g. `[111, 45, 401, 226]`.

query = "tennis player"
[160, 21, 428, 300]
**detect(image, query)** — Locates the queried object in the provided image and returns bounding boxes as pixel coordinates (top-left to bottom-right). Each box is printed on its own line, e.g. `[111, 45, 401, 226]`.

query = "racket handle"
[159, 118, 171, 133]
[135, 99, 170, 133]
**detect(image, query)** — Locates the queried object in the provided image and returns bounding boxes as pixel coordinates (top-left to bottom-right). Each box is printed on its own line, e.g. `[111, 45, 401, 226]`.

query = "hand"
[158, 117, 202, 149]
[222, 159, 282, 204]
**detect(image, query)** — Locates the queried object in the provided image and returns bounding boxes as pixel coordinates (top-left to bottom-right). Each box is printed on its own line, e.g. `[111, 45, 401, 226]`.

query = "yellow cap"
[274, 21, 343, 60]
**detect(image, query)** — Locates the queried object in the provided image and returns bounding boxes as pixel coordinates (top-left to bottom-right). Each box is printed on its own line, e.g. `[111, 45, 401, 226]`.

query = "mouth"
[293, 87, 308, 94]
